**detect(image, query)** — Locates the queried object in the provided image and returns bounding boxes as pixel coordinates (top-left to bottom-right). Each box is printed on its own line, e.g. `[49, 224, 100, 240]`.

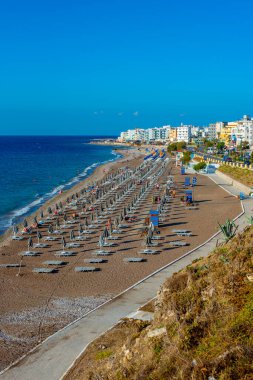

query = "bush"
[193, 162, 206, 171]
[181, 151, 191, 165]
[95, 349, 113, 360]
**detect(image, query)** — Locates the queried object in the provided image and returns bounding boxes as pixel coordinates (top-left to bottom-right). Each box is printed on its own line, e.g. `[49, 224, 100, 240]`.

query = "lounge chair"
[74, 266, 99, 272]
[33, 268, 56, 273]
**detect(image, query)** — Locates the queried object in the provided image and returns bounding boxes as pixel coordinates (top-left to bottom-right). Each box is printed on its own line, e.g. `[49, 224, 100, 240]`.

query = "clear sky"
[1, 0, 253, 135]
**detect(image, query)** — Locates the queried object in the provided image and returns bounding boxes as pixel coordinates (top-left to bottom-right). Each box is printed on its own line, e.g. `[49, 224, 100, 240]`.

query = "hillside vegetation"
[219, 165, 253, 188]
[66, 227, 253, 380]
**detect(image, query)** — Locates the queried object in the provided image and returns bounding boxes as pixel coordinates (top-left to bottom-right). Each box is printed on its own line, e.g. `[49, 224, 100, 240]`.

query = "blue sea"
[0, 136, 122, 234]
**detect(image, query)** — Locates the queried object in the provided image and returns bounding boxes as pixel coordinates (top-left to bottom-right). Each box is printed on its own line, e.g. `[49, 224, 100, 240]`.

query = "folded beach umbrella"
[70, 230, 75, 240]
[33, 216, 38, 224]
[37, 231, 42, 243]
[59, 201, 63, 209]
[72, 194, 75, 200]
[103, 227, 109, 238]
[23, 219, 28, 228]
[28, 237, 33, 251]
[79, 224, 83, 235]
[98, 234, 104, 248]
[55, 203, 59, 210]
[145, 234, 152, 247]
[109, 223, 113, 236]
[55, 218, 60, 228]
[48, 224, 53, 234]
[63, 213, 68, 222]
[85, 218, 89, 227]
[13, 225, 18, 235]
[76, 193, 79, 198]
[61, 236, 66, 249]
[66, 197, 70, 203]
[48, 207, 52, 214]
[40, 210, 44, 218]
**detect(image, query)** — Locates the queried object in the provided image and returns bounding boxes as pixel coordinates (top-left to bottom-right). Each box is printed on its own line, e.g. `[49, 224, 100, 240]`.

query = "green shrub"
[95, 349, 113, 360]
[193, 162, 206, 171]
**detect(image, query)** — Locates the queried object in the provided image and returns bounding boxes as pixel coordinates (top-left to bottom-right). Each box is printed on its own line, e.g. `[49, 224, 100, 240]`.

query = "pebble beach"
[0, 148, 241, 371]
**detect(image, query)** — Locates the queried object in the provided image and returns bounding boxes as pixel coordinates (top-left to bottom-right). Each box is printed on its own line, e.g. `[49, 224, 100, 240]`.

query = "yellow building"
[169, 128, 177, 142]
[220, 122, 238, 145]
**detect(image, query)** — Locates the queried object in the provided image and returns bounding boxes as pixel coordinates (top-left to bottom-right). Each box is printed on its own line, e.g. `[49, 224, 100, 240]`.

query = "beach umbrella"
[55, 203, 59, 210]
[63, 213, 68, 222]
[37, 231, 42, 243]
[55, 218, 60, 228]
[98, 234, 104, 248]
[48, 224, 53, 234]
[145, 234, 152, 247]
[109, 223, 113, 236]
[61, 236, 66, 249]
[28, 237, 33, 252]
[70, 230, 75, 241]
[79, 224, 83, 235]
[13, 225, 18, 236]
[48, 207, 52, 214]
[33, 216, 38, 224]
[40, 210, 44, 219]
[66, 197, 70, 203]
[76, 193, 79, 198]
[84, 218, 88, 227]
[23, 219, 28, 228]
[91, 213, 94, 222]
[103, 227, 109, 239]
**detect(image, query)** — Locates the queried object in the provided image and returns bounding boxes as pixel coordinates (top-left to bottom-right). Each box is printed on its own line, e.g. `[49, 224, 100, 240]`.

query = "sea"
[0, 136, 122, 235]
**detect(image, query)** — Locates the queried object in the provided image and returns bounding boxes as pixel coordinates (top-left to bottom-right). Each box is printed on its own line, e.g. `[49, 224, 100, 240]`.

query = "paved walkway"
[1, 173, 252, 380]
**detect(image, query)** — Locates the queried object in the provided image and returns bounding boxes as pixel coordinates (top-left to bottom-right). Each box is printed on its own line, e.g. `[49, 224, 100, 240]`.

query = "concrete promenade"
[1, 172, 251, 380]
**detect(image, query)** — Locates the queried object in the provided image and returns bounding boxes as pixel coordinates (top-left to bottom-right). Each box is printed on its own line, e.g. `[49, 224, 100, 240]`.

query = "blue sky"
[0, 0, 253, 135]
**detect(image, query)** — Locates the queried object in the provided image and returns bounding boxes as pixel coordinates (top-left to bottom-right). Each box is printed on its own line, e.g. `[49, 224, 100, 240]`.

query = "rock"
[246, 273, 253, 282]
[147, 327, 167, 338]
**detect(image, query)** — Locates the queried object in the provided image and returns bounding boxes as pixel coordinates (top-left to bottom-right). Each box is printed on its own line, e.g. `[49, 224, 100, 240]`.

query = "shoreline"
[0, 155, 241, 371]
[0, 148, 142, 247]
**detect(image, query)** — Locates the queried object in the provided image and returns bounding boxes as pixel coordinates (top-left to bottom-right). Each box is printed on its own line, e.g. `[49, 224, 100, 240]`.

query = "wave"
[0, 153, 122, 234]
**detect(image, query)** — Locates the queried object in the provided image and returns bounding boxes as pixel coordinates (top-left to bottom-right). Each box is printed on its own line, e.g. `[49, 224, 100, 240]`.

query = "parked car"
[223, 157, 233, 162]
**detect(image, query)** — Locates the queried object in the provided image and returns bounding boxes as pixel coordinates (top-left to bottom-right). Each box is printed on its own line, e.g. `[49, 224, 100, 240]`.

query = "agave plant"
[247, 216, 253, 225]
[218, 219, 238, 242]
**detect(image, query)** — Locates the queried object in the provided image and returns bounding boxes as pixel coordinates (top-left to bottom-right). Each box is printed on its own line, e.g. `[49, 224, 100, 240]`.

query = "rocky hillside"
[66, 227, 253, 380]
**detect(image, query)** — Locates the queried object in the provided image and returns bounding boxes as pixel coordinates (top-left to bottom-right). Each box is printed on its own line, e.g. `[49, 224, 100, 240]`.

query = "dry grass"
[65, 226, 253, 380]
[218, 165, 253, 187]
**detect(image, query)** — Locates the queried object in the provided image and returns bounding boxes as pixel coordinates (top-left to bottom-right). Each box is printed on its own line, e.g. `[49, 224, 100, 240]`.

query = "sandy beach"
[0, 152, 241, 371]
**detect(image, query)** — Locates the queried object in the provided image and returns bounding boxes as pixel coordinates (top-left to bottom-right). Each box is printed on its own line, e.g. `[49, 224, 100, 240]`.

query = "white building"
[145, 126, 170, 142]
[208, 124, 217, 139]
[177, 125, 191, 143]
[231, 115, 253, 146]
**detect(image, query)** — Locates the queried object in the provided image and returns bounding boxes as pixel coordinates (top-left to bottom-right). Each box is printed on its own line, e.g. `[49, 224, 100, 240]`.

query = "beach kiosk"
[149, 210, 159, 227]
[185, 190, 193, 203]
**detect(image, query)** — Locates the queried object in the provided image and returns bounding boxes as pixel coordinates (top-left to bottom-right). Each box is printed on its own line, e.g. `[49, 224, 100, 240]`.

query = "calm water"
[0, 136, 121, 234]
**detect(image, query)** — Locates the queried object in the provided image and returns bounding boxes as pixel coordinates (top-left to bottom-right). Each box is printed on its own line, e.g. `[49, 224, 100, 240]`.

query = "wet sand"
[0, 156, 241, 371]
